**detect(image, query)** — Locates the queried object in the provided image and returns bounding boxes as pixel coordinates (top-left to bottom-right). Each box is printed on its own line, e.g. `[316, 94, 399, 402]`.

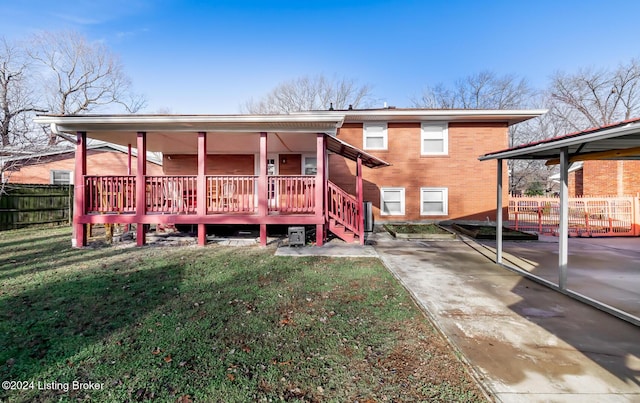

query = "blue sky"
[2, 0, 640, 113]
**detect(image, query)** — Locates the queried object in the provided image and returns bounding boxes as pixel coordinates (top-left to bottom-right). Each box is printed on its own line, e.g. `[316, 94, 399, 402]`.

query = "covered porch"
[35, 114, 389, 247]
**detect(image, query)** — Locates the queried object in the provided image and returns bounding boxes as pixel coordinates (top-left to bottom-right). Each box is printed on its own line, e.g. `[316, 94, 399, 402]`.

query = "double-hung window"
[363, 122, 388, 150]
[420, 187, 448, 216]
[50, 170, 72, 185]
[421, 122, 448, 155]
[380, 187, 405, 216]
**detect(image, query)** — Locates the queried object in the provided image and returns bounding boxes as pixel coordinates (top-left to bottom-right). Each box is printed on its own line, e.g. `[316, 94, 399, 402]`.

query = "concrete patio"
[277, 230, 640, 401]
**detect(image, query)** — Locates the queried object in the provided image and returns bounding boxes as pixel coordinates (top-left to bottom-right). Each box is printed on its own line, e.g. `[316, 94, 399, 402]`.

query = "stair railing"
[327, 180, 360, 235]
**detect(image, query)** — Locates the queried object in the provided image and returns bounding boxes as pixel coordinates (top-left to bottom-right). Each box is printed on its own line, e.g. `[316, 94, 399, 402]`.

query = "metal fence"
[0, 184, 73, 230]
[508, 195, 640, 236]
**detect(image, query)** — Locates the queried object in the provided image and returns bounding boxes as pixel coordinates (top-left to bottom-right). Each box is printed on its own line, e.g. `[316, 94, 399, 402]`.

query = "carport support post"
[559, 147, 569, 290]
[496, 159, 503, 263]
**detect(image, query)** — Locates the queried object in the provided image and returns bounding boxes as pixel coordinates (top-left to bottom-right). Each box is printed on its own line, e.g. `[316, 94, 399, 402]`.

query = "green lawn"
[0, 227, 486, 402]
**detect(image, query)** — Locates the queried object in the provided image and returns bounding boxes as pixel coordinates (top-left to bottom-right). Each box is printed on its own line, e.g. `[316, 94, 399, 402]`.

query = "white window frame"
[421, 122, 448, 156]
[420, 187, 448, 216]
[380, 187, 405, 216]
[363, 122, 388, 150]
[50, 170, 72, 185]
[302, 155, 317, 175]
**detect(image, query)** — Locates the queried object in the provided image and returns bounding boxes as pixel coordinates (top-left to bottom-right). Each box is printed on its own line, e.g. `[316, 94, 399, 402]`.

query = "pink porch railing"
[206, 176, 257, 213]
[268, 175, 316, 213]
[84, 175, 320, 216]
[509, 195, 640, 236]
[85, 175, 136, 214]
[146, 176, 198, 214]
[327, 180, 360, 234]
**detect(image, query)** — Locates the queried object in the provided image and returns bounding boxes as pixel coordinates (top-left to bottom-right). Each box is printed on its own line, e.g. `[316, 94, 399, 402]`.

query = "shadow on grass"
[0, 262, 183, 385]
[0, 231, 71, 250]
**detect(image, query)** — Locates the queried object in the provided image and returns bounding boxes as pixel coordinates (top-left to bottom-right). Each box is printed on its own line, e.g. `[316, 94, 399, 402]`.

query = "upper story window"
[421, 122, 448, 155]
[363, 122, 388, 150]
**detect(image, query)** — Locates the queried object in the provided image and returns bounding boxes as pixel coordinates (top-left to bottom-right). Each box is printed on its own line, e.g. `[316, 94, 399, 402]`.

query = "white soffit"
[34, 114, 346, 135]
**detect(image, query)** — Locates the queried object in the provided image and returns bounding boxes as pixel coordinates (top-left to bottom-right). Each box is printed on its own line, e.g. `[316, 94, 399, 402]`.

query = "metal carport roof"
[479, 117, 640, 327]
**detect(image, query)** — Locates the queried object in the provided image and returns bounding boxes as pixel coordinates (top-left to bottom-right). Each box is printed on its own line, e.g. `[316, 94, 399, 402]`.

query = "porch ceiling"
[77, 131, 320, 154]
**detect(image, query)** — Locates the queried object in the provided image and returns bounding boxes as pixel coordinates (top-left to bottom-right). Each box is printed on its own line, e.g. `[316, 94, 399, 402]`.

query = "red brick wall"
[6, 150, 162, 184]
[579, 160, 640, 196]
[329, 121, 509, 222]
[163, 154, 255, 175]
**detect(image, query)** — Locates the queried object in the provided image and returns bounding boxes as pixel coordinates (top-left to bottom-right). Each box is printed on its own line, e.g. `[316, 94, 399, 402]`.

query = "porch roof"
[33, 113, 389, 167]
[326, 135, 389, 168]
[34, 113, 346, 135]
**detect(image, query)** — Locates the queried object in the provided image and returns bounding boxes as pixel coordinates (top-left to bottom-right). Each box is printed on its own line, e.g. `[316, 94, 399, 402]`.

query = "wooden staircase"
[328, 218, 356, 243]
[326, 180, 362, 244]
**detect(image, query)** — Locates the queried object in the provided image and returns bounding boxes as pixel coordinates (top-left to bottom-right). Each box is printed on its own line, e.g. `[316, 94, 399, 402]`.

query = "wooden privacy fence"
[509, 195, 640, 237]
[0, 184, 73, 230]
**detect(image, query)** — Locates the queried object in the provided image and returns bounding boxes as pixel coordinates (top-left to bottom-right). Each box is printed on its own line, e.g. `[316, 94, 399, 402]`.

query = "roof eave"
[334, 109, 547, 126]
[33, 114, 347, 135]
[479, 121, 640, 161]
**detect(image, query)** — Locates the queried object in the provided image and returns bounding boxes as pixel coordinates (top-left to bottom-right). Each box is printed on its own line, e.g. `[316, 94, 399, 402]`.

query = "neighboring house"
[34, 108, 543, 247]
[565, 160, 640, 197]
[2, 141, 163, 184]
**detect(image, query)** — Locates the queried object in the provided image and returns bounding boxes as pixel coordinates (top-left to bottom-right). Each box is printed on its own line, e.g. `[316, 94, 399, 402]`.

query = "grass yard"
[0, 227, 486, 402]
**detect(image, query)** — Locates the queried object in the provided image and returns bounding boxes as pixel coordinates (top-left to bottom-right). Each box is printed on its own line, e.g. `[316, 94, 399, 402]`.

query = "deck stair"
[326, 180, 362, 244]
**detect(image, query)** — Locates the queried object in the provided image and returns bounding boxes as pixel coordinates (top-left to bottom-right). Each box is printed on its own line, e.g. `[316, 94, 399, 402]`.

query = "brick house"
[566, 160, 640, 196]
[2, 141, 163, 184]
[328, 110, 543, 222]
[34, 109, 543, 247]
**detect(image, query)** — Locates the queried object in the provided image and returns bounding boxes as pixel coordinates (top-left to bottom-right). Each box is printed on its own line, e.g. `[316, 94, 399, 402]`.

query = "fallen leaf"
[242, 345, 251, 353]
[176, 395, 192, 403]
[164, 354, 172, 363]
[152, 347, 162, 355]
[226, 373, 235, 381]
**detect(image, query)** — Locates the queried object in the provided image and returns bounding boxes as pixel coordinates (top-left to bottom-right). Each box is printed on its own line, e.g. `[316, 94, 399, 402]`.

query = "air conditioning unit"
[288, 226, 305, 247]
[363, 201, 374, 232]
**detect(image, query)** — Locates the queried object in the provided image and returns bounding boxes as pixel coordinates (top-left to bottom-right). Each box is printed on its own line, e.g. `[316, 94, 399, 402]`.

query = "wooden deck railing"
[268, 175, 316, 213]
[327, 180, 360, 234]
[85, 175, 136, 214]
[509, 195, 640, 236]
[146, 175, 198, 214]
[206, 175, 257, 213]
[84, 175, 321, 216]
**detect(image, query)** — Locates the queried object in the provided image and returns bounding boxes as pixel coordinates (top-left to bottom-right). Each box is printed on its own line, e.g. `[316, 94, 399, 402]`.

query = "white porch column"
[496, 159, 503, 264]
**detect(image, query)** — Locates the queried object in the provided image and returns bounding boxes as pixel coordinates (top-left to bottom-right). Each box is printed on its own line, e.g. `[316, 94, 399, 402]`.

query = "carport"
[480, 118, 640, 326]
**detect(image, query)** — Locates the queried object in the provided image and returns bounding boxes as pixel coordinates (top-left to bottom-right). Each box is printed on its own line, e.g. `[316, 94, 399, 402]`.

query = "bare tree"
[0, 37, 44, 148]
[242, 74, 375, 114]
[28, 31, 145, 144]
[548, 59, 640, 131]
[413, 71, 533, 109]
[413, 71, 550, 194]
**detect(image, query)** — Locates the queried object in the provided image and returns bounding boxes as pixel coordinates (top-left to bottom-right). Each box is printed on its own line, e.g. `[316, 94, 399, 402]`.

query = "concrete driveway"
[490, 236, 640, 319]
[369, 231, 640, 402]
